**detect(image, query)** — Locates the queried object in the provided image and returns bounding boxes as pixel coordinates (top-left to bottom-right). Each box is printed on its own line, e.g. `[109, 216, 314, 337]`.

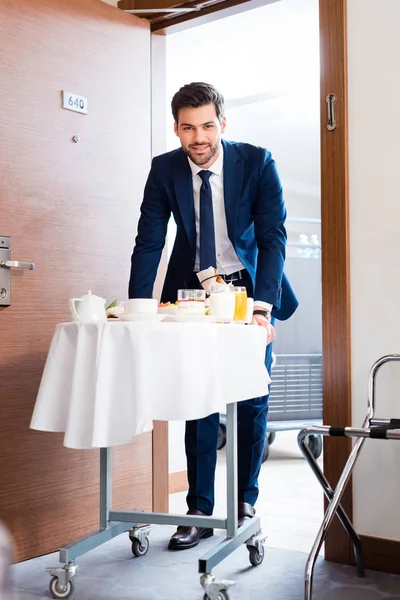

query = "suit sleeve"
[129, 159, 171, 299]
[253, 150, 287, 308]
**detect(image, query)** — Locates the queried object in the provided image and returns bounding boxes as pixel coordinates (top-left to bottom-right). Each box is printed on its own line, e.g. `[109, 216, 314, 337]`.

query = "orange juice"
[234, 287, 247, 321]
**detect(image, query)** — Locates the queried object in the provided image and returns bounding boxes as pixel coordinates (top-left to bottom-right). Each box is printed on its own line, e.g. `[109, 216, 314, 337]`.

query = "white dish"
[158, 305, 178, 315]
[172, 314, 214, 323]
[119, 313, 166, 323]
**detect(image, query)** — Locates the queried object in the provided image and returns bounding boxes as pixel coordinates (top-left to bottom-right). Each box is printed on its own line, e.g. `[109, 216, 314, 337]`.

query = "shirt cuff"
[254, 300, 273, 313]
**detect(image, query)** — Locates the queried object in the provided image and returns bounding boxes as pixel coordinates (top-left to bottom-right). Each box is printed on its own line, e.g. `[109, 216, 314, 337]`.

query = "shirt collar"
[187, 144, 224, 177]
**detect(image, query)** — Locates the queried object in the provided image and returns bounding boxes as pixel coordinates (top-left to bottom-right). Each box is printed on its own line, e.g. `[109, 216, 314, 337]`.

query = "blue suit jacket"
[129, 139, 298, 320]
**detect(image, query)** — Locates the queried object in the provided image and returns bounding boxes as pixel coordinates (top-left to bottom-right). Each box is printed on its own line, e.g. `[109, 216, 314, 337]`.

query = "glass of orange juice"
[233, 286, 247, 322]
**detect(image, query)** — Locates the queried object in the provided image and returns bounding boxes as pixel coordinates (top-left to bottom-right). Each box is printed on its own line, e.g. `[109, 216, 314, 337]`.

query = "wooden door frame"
[151, 31, 170, 513]
[150, 0, 354, 564]
[319, 0, 352, 565]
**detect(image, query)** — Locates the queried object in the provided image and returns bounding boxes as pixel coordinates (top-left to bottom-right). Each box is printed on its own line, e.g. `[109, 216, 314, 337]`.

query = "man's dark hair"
[171, 82, 225, 123]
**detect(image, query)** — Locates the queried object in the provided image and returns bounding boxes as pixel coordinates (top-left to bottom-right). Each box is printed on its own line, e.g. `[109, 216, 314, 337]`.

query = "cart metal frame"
[45, 402, 265, 600]
[297, 354, 400, 600]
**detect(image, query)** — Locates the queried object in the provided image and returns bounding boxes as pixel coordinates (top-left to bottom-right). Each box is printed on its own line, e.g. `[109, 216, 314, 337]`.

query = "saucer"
[171, 313, 214, 323]
[119, 313, 166, 323]
[158, 305, 178, 315]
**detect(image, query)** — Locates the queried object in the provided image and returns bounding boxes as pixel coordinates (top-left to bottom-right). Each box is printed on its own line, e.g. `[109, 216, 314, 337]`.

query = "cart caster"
[248, 544, 265, 566]
[49, 576, 75, 599]
[129, 526, 150, 557]
[200, 573, 234, 600]
[131, 536, 149, 557]
[46, 563, 77, 599]
[246, 533, 266, 567]
[46, 562, 78, 598]
[203, 592, 229, 600]
[306, 434, 323, 459]
[217, 423, 226, 450]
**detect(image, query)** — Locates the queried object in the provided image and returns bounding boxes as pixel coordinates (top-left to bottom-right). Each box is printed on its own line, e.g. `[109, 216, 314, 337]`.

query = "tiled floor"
[9, 431, 400, 599]
[11, 524, 400, 600]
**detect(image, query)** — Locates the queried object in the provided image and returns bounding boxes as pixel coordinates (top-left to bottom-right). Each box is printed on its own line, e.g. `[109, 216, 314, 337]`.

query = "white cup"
[209, 290, 236, 321]
[125, 298, 158, 315]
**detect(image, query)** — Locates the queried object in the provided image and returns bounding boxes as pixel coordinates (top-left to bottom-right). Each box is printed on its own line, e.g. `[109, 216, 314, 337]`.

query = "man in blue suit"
[129, 82, 298, 550]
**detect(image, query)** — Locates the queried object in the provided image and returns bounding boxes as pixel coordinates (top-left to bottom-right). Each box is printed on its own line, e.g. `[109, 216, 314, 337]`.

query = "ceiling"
[117, 0, 266, 32]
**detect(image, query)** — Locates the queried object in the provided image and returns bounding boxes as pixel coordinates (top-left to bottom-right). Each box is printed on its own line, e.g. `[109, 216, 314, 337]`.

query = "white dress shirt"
[187, 147, 273, 314]
[188, 148, 242, 275]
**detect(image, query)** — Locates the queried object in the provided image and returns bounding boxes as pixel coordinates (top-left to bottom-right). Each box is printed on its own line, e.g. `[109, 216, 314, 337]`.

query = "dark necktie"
[198, 170, 216, 270]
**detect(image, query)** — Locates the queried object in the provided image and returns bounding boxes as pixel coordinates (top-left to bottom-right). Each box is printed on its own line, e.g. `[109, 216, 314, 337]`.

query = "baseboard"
[335, 534, 400, 575]
[349, 535, 400, 575]
[168, 470, 188, 495]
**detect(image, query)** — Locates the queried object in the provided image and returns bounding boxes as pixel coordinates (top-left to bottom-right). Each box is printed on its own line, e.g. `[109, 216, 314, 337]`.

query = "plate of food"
[106, 299, 126, 319]
[158, 301, 179, 315]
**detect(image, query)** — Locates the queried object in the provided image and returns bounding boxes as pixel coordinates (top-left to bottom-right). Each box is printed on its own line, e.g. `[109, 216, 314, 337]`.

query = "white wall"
[165, 0, 320, 219]
[348, 0, 400, 539]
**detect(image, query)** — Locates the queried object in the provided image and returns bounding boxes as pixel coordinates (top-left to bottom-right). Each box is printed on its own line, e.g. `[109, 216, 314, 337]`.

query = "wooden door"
[0, 0, 155, 562]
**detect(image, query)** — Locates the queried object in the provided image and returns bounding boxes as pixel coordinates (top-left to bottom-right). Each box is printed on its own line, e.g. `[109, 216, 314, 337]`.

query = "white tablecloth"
[30, 321, 270, 449]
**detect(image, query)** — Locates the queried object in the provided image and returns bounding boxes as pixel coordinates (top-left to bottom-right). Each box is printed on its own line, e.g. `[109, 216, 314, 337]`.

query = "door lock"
[0, 235, 35, 307]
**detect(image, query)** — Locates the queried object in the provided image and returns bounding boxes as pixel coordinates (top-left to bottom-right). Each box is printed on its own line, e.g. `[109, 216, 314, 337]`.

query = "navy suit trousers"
[185, 273, 273, 515]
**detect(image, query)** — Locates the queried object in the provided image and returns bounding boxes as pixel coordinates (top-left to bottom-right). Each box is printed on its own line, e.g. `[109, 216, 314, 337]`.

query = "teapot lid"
[84, 290, 105, 302]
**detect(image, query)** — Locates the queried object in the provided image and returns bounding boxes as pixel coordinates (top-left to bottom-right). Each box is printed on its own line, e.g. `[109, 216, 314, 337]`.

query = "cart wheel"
[131, 536, 149, 557]
[306, 434, 323, 460]
[49, 576, 75, 599]
[203, 591, 229, 600]
[248, 544, 265, 566]
[217, 423, 227, 450]
[267, 431, 276, 445]
[261, 437, 269, 463]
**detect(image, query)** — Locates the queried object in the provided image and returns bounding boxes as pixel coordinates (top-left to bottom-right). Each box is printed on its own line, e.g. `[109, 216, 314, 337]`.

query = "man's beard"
[184, 141, 220, 166]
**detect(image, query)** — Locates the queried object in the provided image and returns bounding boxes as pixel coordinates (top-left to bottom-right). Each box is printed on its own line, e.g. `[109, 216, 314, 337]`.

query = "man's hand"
[251, 307, 275, 345]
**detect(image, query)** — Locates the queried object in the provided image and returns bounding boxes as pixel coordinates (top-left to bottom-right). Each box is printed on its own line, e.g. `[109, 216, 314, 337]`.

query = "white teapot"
[69, 290, 107, 322]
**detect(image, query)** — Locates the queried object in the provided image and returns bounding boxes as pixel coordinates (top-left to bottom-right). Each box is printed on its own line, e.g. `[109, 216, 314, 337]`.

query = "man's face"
[174, 104, 226, 169]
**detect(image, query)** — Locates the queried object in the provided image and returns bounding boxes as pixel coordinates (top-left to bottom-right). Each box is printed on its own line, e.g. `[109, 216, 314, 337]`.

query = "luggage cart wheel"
[49, 576, 75, 599]
[203, 592, 229, 600]
[306, 434, 323, 460]
[131, 536, 149, 557]
[262, 437, 269, 462]
[217, 423, 226, 450]
[248, 544, 265, 566]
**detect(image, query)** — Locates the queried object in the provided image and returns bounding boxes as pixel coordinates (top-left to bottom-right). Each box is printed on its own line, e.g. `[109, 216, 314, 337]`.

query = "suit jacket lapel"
[173, 150, 196, 256]
[222, 140, 243, 245]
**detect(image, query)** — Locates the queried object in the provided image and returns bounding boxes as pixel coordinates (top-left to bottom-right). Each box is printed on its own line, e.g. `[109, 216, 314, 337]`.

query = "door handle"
[0, 235, 35, 306]
[0, 260, 35, 270]
[326, 93, 337, 131]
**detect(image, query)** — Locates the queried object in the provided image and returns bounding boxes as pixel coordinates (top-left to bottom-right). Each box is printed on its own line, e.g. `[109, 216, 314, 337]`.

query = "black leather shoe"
[168, 509, 214, 550]
[238, 502, 255, 528]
